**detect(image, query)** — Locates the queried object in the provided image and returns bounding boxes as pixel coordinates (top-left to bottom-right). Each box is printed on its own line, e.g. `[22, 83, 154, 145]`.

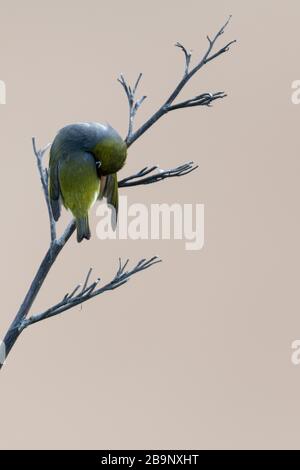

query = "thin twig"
[118, 162, 198, 187]
[32, 138, 56, 244]
[175, 42, 192, 76]
[118, 166, 158, 184]
[67, 284, 82, 300]
[118, 73, 147, 143]
[82, 267, 92, 293]
[167, 92, 226, 110]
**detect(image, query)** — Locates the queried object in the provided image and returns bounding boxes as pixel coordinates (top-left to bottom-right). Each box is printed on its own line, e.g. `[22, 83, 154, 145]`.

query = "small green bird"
[49, 122, 127, 242]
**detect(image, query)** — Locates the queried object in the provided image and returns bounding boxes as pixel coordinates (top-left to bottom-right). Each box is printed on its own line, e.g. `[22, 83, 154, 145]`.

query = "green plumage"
[49, 122, 127, 242]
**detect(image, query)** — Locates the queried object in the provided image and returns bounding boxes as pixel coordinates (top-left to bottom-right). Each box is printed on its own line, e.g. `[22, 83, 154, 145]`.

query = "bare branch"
[67, 284, 82, 300]
[118, 162, 198, 187]
[167, 92, 226, 110]
[32, 137, 56, 244]
[0, 147, 196, 368]
[124, 16, 235, 147]
[0, 19, 233, 368]
[82, 267, 93, 293]
[0, 119, 200, 368]
[118, 73, 147, 143]
[204, 40, 236, 64]
[175, 42, 192, 76]
[20, 257, 161, 329]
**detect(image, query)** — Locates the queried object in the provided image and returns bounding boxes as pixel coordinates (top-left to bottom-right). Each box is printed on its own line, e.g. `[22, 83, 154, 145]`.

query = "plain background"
[0, 0, 300, 450]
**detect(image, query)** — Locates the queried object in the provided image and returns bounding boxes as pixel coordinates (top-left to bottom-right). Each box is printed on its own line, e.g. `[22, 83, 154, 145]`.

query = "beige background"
[0, 0, 299, 450]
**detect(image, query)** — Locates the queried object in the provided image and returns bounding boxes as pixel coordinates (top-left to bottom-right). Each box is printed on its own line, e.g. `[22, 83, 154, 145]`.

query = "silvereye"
[49, 122, 127, 242]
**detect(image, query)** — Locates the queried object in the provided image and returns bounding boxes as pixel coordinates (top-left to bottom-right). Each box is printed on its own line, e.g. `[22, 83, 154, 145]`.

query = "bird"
[49, 122, 127, 242]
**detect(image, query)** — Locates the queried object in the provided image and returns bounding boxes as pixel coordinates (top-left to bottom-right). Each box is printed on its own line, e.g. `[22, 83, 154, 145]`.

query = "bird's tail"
[50, 198, 61, 221]
[76, 216, 91, 242]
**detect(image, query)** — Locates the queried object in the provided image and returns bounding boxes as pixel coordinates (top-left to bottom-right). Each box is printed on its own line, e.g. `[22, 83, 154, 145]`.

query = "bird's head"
[92, 124, 127, 176]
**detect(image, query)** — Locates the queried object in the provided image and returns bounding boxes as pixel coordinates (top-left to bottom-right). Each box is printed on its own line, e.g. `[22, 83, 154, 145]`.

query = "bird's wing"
[49, 145, 62, 221]
[100, 173, 119, 229]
